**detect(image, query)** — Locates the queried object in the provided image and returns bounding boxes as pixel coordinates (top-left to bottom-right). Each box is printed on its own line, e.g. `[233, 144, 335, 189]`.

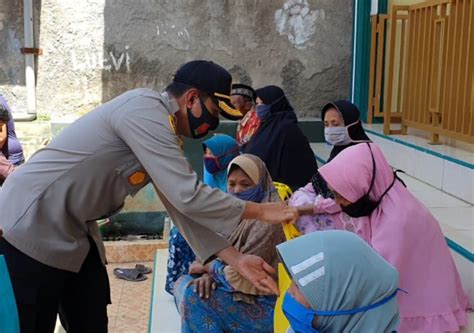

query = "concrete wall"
[0, 0, 41, 113]
[1, 0, 353, 119]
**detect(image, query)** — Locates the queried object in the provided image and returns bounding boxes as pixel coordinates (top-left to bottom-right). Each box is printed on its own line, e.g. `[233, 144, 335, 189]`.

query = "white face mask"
[324, 126, 352, 146]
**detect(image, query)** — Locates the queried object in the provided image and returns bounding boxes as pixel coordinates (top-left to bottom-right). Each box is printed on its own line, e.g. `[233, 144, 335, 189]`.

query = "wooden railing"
[368, 0, 474, 144]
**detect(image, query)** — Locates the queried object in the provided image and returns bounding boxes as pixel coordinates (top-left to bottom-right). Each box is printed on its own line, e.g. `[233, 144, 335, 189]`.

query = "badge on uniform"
[168, 115, 184, 150]
[128, 171, 146, 186]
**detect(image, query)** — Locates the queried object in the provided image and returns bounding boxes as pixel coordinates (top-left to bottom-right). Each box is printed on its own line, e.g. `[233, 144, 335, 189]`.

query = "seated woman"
[278, 230, 401, 332]
[0, 108, 15, 186]
[165, 134, 239, 295]
[241, 85, 317, 191]
[0, 153, 14, 185]
[0, 97, 25, 166]
[318, 143, 469, 332]
[174, 154, 285, 333]
[289, 100, 371, 234]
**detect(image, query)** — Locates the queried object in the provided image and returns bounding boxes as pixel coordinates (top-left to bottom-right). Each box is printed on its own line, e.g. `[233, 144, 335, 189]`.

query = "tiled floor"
[107, 261, 154, 333]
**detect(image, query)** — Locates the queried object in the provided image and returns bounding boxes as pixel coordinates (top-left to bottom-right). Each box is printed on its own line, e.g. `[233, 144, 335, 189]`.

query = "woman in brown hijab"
[174, 154, 285, 333]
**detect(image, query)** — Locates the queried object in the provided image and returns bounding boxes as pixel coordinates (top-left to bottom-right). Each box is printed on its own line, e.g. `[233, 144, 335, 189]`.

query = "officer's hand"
[234, 253, 279, 295]
[189, 273, 216, 299]
[259, 202, 299, 225]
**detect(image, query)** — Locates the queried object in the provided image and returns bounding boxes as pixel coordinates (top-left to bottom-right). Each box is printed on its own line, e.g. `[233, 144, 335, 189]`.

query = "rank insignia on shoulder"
[168, 115, 184, 150]
[168, 115, 178, 134]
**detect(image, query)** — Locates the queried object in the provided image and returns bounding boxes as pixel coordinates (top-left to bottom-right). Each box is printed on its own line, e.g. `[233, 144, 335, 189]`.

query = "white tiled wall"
[451, 250, 474, 305]
[443, 160, 474, 204]
[413, 151, 444, 189]
[367, 134, 473, 204]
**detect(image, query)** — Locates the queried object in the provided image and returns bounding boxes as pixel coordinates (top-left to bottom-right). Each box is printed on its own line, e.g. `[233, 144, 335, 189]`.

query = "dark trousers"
[0, 238, 111, 333]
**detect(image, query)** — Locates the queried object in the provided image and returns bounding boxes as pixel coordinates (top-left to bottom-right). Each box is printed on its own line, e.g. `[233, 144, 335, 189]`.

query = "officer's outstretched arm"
[242, 201, 298, 224]
[217, 246, 279, 295]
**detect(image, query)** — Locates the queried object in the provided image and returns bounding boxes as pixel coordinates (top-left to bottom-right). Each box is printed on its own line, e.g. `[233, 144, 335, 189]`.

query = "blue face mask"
[282, 293, 320, 333]
[256, 104, 271, 121]
[231, 183, 266, 203]
[203, 156, 222, 174]
[282, 289, 403, 333]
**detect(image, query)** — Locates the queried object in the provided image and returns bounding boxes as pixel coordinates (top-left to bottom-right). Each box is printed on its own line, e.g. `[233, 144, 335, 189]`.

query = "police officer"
[0, 60, 297, 333]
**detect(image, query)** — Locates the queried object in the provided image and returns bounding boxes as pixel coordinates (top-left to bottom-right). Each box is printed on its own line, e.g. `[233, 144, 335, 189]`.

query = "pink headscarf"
[319, 143, 469, 332]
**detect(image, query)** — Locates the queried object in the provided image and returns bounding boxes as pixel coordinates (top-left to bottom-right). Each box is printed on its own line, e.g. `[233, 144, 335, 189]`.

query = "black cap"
[173, 60, 242, 120]
[231, 83, 256, 102]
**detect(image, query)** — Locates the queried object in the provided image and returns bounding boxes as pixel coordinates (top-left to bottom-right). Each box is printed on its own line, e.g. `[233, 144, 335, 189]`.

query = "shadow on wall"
[100, 0, 353, 118]
[0, 0, 42, 86]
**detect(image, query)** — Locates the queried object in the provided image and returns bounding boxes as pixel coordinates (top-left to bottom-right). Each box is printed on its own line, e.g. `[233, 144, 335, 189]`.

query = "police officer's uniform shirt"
[0, 89, 245, 272]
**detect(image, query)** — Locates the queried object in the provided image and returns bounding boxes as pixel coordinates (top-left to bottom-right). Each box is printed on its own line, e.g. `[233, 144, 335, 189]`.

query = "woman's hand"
[189, 273, 216, 299]
[296, 204, 314, 216]
[188, 261, 206, 275]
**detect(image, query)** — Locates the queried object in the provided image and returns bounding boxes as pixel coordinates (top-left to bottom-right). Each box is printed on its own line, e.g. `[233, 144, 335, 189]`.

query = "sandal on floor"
[113, 268, 147, 282]
[135, 264, 152, 274]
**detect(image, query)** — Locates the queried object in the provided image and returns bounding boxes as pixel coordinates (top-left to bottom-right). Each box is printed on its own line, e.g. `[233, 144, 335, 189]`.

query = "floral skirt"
[174, 275, 276, 333]
[165, 227, 196, 295]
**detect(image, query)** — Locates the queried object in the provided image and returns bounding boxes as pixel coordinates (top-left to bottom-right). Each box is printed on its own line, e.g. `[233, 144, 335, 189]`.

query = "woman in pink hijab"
[318, 142, 469, 332]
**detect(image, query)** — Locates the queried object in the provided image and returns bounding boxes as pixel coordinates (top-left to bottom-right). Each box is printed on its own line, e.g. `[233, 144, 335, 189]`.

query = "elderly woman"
[289, 100, 371, 233]
[241, 85, 317, 191]
[165, 134, 239, 294]
[317, 143, 469, 332]
[174, 154, 285, 332]
[278, 230, 401, 332]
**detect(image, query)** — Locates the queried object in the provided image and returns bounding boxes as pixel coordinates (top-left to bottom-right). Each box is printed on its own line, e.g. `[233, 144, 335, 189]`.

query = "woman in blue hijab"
[165, 134, 239, 295]
[202, 134, 240, 191]
[278, 230, 401, 332]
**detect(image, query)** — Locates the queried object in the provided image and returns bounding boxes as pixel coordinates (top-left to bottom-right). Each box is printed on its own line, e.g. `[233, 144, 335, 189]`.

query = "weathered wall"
[1, 0, 353, 119]
[0, 0, 41, 113]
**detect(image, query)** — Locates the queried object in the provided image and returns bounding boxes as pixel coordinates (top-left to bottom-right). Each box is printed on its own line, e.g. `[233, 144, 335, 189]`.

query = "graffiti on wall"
[156, 22, 190, 51]
[71, 45, 131, 72]
[275, 0, 325, 49]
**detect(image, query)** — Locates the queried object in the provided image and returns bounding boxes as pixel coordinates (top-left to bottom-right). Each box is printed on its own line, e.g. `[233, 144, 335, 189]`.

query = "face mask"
[187, 97, 219, 139]
[203, 156, 221, 174]
[231, 183, 266, 203]
[283, 289, 403, 333]
[341, 144, 396, 218]
[282, 293, 319, 333]
[256, 104, 271, 121]
[324, 126, 352, 146]
[203, 147, 240, 174]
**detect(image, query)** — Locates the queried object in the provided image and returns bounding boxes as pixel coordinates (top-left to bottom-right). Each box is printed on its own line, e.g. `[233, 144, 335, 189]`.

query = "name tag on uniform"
[128, 171, 146, 186]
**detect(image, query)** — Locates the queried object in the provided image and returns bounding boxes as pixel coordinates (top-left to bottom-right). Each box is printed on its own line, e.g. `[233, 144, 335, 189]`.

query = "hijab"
[277, 230, 400, 332]
[202, 134, 239, 191]
[318, 143, 469, 330]
[310, 100, 371, 198]
[321, 100, 370, 162]
[242, 86, 317, 191]
[223, 154, 286, 298]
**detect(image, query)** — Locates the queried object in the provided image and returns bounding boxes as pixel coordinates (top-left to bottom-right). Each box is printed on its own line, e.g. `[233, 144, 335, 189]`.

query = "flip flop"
[135, 264, 152, 274]
[113, 268, 147, 282]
